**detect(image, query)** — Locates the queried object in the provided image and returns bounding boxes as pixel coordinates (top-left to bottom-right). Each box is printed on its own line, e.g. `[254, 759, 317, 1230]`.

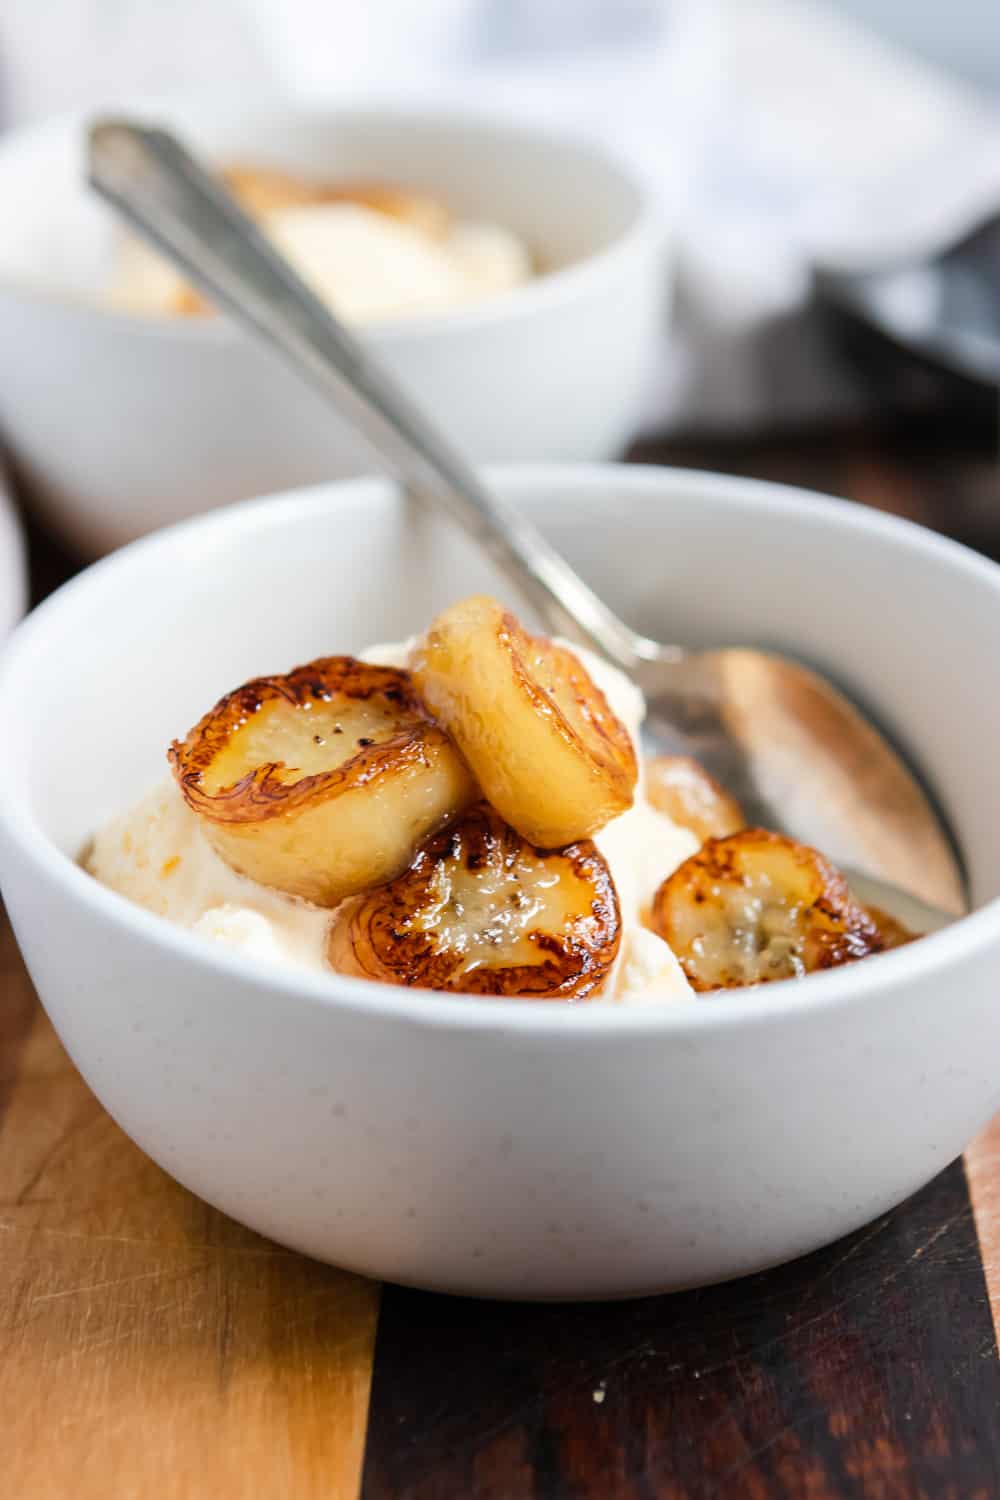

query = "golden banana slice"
[645, 755, 745, 843]
[169, 657, 476, 906]
[328, 802, 621, 999]
[226, 167, 451, 238]
[651, 828, 884, 991]
[411, 596, 637, 848]
[221, 165, 451, 235]
[324, 182, 451, 239]
[222, 164, 329, 217]
[865, 905, 916, 951]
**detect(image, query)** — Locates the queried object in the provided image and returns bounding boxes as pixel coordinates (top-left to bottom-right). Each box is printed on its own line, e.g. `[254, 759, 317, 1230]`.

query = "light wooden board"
[0, 909, 380, 1500]
[963, 1115, 1000, 1339]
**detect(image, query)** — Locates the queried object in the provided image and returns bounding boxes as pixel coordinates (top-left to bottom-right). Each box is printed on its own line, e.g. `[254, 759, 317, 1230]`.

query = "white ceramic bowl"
[0, 102, 661, 557]
[1, 464, 999, 1301]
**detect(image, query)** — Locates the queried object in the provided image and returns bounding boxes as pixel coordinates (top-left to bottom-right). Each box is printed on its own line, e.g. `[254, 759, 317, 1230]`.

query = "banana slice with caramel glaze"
[645, 755, 746, 843]
[328, 802, 621, 999]
[865, 905, 917, 951]
[169, 658, 476, 906]
[651, 828, 884, 991]
[412, 596, 637, 848]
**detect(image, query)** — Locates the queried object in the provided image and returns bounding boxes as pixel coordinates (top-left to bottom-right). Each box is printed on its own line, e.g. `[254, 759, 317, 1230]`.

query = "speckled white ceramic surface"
[0, 465, 998, 1299]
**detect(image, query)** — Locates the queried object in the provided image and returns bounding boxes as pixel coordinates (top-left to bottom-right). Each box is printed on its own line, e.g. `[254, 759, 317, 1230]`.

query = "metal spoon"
[87, 119, 965, 921]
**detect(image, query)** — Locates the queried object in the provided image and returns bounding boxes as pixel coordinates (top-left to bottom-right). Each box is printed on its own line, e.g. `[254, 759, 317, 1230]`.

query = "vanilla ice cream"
[109, 200, 532, 324]
[88, 640, 698, 1004]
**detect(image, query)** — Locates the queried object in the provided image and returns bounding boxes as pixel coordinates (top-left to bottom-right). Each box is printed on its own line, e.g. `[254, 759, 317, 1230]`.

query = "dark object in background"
[816, 214, 1000, 389]
[815, 221, 1000, 558]
[813, 214, 1000, 444]
[816, 292, 994, 428]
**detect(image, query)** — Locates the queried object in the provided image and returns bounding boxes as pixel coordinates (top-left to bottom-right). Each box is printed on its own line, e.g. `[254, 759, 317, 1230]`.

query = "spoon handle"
[87, 118, 646, 669]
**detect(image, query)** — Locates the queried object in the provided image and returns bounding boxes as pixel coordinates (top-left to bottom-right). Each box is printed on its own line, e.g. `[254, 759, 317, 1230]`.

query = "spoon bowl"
[633, 648, 964, 914]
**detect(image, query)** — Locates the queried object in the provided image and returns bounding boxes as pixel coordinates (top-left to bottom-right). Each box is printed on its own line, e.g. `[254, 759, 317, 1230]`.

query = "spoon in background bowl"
[87, 118, 965, 925]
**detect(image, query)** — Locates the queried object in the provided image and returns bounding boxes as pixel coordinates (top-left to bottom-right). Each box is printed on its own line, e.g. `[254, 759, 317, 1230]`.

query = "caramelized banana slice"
[324, 182, 451, 239]
[865, 905, 916, 951]
[226, 166, 451, 236]
[645, 755, 745, 842]
[412, 596, 637, 847]
[328, 803, 621, 999]
[222, 164, 328, 217]
[169, 658, 476, 906]
[651, 829, 883, 991]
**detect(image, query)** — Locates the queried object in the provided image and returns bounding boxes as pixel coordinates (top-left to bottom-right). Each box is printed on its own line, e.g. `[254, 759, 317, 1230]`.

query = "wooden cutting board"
[4, 910, 1000, 1498]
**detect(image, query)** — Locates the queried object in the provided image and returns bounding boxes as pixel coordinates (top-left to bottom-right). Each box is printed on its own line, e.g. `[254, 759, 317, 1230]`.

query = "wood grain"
[0, 902, 37, 1125]
[362, 1162, 1000, 1499]
[964, 1119, 1000, 1347]
[0, 908, 380, 1500]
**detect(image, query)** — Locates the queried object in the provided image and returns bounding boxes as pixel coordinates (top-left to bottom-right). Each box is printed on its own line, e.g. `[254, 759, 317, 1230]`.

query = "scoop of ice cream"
[108, 200, 531, 323]
[107, 235, 190, 316]
[193, 904, 289, 962]
[267, 202, 531, 322]
[615, 927, 693, 1005]
[87, 780, 330, 972]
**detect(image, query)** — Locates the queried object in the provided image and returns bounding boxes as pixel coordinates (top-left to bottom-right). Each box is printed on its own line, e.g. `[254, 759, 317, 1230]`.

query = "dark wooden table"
[4, 404, 1000, 1498]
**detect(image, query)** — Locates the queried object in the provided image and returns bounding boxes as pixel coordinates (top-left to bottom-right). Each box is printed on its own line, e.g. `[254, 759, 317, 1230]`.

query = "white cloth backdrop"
[4, 0, 1000, 433]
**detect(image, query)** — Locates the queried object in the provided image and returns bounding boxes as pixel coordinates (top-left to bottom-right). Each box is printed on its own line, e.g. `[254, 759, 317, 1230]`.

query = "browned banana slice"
[865, 905, 916, 951]
[645, 755, 745, 842]
[324, 182, 451, 239]
[651, 828, 883, 992]
[169, 658, 476, 906]
[219, 164, 451, 227]
[411, 596, 637, 848]
[328, 802, 621, 1000]
[223, 164, 331, 216]
[226, 165, 452, 237]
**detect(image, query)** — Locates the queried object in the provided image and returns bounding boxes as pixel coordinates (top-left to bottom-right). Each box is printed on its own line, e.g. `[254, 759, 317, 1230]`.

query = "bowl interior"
[3, 467, 1000, 916]
[0, 103, 642, 308]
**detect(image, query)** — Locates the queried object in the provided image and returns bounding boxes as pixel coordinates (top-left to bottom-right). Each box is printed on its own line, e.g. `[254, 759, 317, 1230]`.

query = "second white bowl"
[0, 102, 662, 556]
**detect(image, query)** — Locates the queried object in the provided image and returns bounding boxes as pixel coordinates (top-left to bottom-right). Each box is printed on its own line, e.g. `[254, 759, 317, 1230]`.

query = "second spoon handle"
[87, 118, 647, 669]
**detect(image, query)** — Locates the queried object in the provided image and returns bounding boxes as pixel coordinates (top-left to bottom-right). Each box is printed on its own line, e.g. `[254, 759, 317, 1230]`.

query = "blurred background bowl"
[0, 100, 662, 557]
[0, 463, 27, 642]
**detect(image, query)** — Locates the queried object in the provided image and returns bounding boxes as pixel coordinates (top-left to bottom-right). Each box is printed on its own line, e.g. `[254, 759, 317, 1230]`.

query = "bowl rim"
[0, 97, 662, 343]
[2, 462, 999, 1039]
